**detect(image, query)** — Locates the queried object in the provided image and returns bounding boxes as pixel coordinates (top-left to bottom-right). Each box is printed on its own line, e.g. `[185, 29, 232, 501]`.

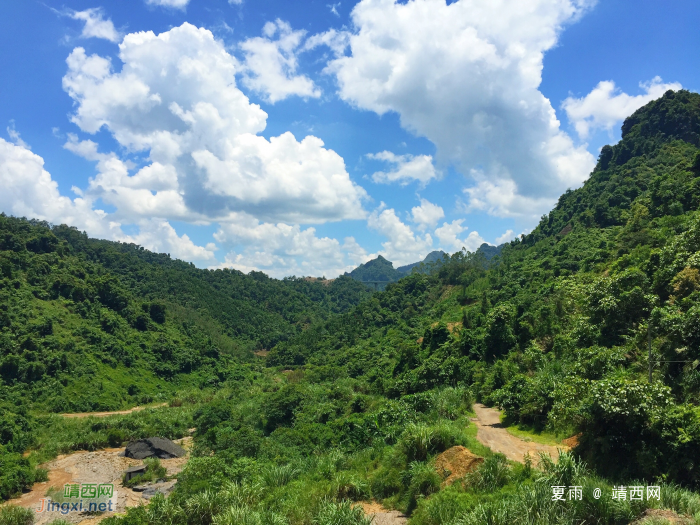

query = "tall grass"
[31, 405, 194, 462]
[261, 464, 301, 488]
[313, 500, 371, 525]
[464, 454, 511, 492]
[0, 506, 33, 525]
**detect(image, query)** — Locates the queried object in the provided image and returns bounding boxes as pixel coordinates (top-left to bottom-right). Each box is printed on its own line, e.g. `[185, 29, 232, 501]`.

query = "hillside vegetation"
[2, 90, 700, 525]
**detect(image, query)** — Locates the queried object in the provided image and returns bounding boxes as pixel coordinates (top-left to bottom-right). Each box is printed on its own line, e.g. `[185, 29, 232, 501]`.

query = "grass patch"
[500, 416, 566, 447]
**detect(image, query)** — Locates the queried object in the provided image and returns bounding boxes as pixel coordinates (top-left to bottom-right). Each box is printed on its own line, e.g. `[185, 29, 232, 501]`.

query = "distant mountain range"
[346, 243, 504, 288]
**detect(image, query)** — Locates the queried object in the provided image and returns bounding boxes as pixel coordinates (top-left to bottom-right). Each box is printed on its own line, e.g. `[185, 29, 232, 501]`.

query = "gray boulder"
[125, 437, 185, 460]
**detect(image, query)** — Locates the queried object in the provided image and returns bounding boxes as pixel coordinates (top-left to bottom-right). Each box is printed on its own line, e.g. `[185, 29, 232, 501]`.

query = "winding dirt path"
[357, 502, 407, 525]
[471, 403, 567, 464]
[60, 403, 168, 418]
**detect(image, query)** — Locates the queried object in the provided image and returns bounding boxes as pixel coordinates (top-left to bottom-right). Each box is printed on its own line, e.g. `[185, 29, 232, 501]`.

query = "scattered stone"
[125, 437, 186, 460]
[141, 481, 177, 500]
[124, 464, 147, 482]
[434, 445, 484, 486]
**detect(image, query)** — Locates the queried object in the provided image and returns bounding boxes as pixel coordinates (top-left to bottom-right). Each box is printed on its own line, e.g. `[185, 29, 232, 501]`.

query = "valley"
[2, 90, 700, 525]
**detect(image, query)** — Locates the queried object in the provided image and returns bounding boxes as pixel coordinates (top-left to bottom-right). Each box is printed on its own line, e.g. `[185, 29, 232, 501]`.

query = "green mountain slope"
[0, 217, 371, 413]
[271, 89, 700, 485]
[4, 90, 700, 523]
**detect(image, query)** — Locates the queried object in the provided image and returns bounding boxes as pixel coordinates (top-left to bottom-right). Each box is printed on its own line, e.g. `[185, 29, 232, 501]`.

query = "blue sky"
[0, 0, 698, 278]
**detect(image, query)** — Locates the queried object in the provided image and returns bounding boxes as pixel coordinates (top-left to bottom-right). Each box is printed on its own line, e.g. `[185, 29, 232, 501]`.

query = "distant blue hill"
[346, 244, 503, 289]
[396, 250, 447, 274]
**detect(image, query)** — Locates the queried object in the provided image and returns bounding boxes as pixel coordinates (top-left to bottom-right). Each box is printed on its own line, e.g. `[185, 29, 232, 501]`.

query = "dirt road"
[471, 403, 567, 464]
[60, 403, 169, 418]
[357, 501, 407, 525]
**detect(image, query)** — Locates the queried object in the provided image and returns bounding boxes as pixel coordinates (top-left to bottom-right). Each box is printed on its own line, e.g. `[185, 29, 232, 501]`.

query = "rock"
[434, 446, 484, 486]
[141, 481, 177, 500]
[125, 437, 186, 460]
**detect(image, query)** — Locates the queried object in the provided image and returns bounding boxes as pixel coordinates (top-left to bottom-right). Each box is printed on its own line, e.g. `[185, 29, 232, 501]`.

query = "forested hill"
[0, 217, 370, 412]
[270, 89, 700, 485]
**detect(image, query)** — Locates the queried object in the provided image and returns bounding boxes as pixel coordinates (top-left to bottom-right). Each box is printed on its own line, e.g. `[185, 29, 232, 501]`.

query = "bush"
[0, 506, 33, 525]
[0, 449, 36, 501]
[313, 500, 371, 525]
[331, 471, 369, 501]
[464, 453, 511, 492]
[122, 457, 167, 488]
[398, 423, 461, 462]
[261, 464, 300, 488]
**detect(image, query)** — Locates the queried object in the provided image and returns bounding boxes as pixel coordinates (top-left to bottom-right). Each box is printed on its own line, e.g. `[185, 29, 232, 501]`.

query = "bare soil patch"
[434, 445, 483, 486]
[4, 437, 191, 525]
[631, 508, 694, 524]
[356, 502, 407, 525]
[561, 433, 580, 448]
[61, 403, 168, 419]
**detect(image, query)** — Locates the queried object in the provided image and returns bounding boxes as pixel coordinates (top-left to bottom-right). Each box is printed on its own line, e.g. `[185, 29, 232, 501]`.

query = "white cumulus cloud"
[562, 76, 682, 140]
[211, 212, 366, 277]
[239, 20, 321, 103]
[146, 0, 190, 9]
[411, 199, 444, 230]
[495, 229, 515, 244]
[69, 8, 122, 43]
[367, 151, 439, 186]
[368, 206, 432, 266]
[0, 137, 217, 264]
[61, 23, 366, 225]
[435, 219, 486, 253]
[324, 0, 597, 220]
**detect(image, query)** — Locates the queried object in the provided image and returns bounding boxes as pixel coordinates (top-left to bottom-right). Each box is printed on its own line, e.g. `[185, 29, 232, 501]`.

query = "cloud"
[239, 20, 321, 103]
[411, 198, 444, 230]
[434, 219, 486, 253]
[324, 0, 597, 220]
[462, 176, 564, 218]
[495, 229, 515, 244]
[130, 219, 217, 262]
[304, 29, 349, 57]
[145, 0, 190, 9]
[368, 205, 432, 266]
[6, 121, 30, 149]
[367, 151, 439, 186]
[0, 137, 216, 263]
[229, 0, 243, 4]
[563, 76, 682, 140]
[62, 23, 366, 225]
[211, 212, 366, 277]
[328, 3, 341, 16]
[68, 8, 122, 43]
[0, 137, 115, 235]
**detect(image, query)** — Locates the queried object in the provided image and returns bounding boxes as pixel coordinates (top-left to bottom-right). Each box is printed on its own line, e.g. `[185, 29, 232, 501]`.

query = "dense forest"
[2, 89, 700, 525]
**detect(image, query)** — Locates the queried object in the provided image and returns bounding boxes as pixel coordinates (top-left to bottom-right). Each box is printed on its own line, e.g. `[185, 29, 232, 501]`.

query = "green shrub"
[398, 423, 461, 462]
[331, 471, 369, 501]
[122, 457, 167, 488]
[464, 454, 511, 493]
[261, 464, 301, 488]
[0, 449, 36, 501]
[404, 461, 441, 514]
[0, 506, 33, 525]
[313, 500, 371, 525]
